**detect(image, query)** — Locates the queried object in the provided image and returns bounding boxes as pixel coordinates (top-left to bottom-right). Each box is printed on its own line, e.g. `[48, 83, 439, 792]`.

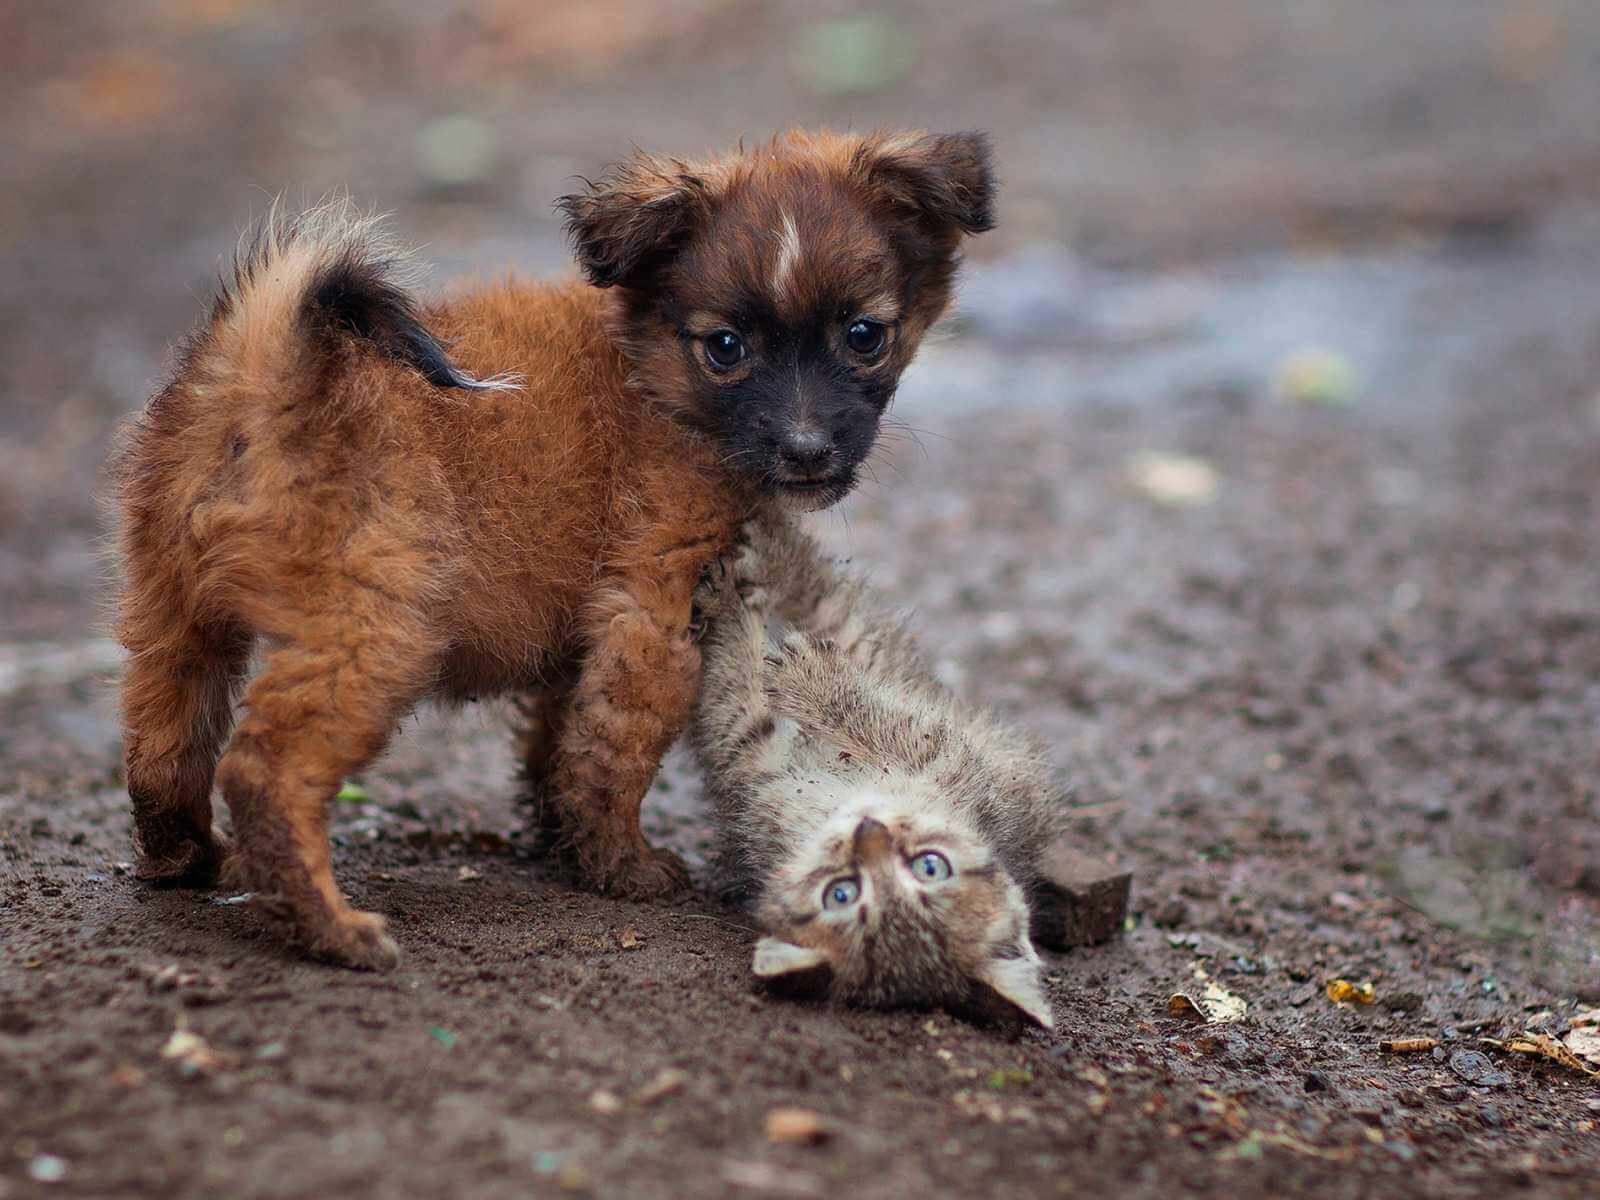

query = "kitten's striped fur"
[690, 514, 1065, 1027]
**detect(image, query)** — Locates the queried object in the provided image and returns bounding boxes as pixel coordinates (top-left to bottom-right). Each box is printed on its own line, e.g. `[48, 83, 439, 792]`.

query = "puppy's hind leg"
[214, 591, 441, 969]
[120, 609, 252, 887]
[513, 656, 579, 847]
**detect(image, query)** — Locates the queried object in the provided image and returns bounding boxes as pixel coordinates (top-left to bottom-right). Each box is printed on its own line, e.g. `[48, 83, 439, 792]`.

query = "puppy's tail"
[184, 197, 518, 402]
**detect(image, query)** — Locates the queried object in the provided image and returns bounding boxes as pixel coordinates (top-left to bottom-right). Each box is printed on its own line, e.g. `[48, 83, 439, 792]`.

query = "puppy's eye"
[845, 319, 886, 357]
[704, 330, 745, 370]
[822, 876, 861, 910]
[910, 851, 952, 882]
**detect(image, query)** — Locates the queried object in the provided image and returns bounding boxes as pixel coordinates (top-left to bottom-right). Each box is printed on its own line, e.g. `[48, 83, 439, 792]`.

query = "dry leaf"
[1274, 347, 1357, 407]
[1565, 1009, 1600, 1070]
[1168, 965, 1247, 1023]
[617, 927, 640, 951]
[1325, 979, 1376, 1005]
[1564, 1026, 1600, 1068]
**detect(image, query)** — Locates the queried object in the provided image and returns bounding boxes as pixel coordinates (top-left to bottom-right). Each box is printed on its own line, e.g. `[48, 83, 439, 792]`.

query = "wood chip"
[1031, 840, 1132, 950]
[633, 1068, 687, 1106]
[764, 1107, 831, 1145]
[160, 1028, 223, 1075]
[1485, 1032, 1600, 1078]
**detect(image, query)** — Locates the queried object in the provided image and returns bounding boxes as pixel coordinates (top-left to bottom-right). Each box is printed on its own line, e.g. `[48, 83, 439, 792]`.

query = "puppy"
[111, 129, 995, 967]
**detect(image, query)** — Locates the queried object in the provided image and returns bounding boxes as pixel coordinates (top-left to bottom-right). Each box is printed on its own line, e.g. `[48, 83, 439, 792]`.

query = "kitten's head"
[750, 785, 1051, 1029]
[557, 129, 995, 511]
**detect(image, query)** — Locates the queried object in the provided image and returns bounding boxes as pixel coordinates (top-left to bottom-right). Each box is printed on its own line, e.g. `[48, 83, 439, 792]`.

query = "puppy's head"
[558, 129, 995, 509]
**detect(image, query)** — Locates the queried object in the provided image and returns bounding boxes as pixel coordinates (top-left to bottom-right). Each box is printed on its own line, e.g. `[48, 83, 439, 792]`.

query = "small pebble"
[1303, 1070, 1330, 1093]
[1151, 898, 1189, 928]
[1447, 1048, 1509, 1088]
[28, 1156, 67, 1184]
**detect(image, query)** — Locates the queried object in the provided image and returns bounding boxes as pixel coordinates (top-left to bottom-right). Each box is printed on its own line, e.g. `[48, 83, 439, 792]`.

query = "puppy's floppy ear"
[853, 131, 996, 238]
[967, 950, 1053, 1030]
[556, 154, 708, 288]
[752, 936, 835, 999]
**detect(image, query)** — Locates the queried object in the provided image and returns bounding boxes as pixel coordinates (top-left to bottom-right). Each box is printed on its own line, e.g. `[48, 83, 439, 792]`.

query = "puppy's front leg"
[547, 566, 702, 898]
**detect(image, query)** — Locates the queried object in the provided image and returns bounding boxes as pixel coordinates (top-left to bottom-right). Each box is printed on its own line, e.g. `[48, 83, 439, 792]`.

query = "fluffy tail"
[189, 198, 517, 398]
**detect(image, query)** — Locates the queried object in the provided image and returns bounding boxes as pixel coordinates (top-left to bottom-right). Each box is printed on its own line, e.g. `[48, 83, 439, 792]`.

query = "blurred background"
[5, 0, 1600, 640]
[4, 0, 1600, 973]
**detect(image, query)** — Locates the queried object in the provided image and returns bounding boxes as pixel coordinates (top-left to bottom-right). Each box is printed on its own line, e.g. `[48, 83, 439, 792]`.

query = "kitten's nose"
[852, 816, 894, 864]
[778, 428, 833, 473]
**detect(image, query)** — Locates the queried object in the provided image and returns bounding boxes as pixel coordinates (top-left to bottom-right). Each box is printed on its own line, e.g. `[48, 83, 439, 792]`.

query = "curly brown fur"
[112, 130, 993, 968]
[690, 515, 1062, 1027]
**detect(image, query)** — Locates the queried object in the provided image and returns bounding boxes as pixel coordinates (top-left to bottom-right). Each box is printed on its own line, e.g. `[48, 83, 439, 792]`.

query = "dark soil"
[3, 4, 1598, 1198]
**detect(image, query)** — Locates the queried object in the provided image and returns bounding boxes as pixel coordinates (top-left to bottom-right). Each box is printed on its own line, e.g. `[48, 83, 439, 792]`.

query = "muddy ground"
[3, 3, 1599, 1198]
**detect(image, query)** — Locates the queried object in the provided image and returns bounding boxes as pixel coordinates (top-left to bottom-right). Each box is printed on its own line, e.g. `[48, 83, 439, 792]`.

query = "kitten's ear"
[752, 937, 834, 998]
[556, 154, 709, 288]
[970, 952, 1053, 1030]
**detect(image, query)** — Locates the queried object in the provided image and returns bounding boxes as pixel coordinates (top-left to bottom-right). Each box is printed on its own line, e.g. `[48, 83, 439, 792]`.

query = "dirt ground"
[3, 3, 1600, 1198]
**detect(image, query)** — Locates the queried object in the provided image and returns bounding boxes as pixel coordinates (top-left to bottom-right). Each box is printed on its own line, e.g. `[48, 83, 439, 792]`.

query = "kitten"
[690, 515, 1063, 1027]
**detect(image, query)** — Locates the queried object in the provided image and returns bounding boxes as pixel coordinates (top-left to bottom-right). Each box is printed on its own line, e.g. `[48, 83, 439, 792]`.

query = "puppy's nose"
[852, 816, 894, 864]
[778, 428, 832, 473]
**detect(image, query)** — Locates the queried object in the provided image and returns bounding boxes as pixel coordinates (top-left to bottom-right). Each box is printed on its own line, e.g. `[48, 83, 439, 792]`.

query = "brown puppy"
[111, 129, 994, 967]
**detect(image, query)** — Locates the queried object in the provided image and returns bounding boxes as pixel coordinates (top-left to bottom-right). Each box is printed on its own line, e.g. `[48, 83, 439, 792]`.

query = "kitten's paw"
[729, 544, 773, 612]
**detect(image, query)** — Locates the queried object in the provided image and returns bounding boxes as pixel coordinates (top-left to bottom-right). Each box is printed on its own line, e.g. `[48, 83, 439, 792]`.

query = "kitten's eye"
[704, 329, 745, 369]
[821, 876, 861, 910]
[910, 851, 953, 882]
[845, 319, 886, 357]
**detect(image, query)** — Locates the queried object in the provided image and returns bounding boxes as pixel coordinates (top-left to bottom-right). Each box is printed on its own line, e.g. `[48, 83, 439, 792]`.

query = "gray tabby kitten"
[690, 515, 1064, 1028]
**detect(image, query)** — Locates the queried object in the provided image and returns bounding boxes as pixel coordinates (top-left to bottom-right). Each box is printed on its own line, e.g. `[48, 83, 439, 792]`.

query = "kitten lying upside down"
[690, 517, 1065, 1028]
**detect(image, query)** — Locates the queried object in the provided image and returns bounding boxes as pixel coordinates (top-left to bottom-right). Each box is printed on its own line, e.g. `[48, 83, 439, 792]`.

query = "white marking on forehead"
[773, 210, 803, 303]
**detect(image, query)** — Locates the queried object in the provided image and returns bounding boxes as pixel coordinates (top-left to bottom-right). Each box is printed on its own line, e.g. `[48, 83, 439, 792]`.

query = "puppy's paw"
[691, 557, 738, 633]
[599, 844, 692, 901]
[304, 908, 401, 971]
[135, 828, 232, 889]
